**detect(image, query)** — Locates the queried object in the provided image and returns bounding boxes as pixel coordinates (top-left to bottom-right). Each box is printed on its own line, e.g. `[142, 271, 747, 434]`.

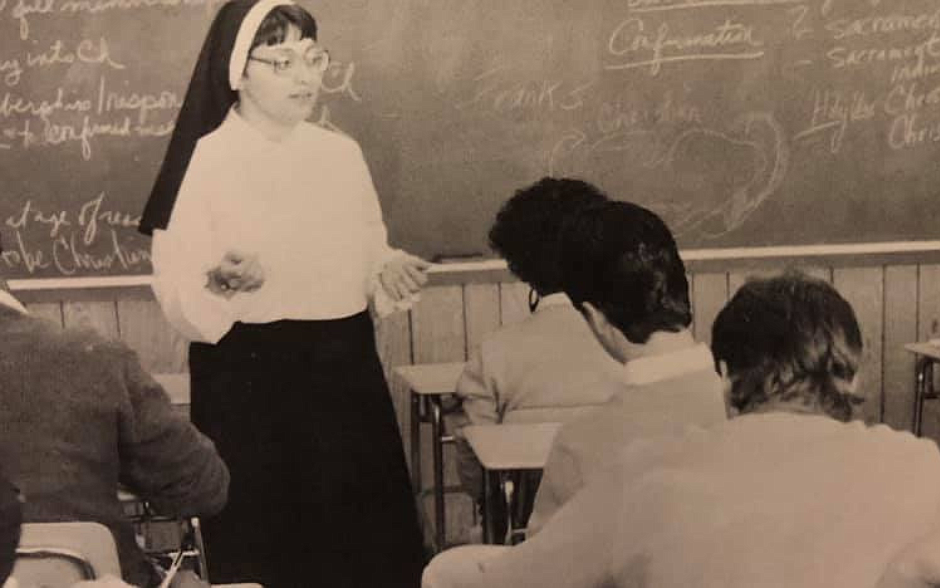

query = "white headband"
[228, 0, 296, 90]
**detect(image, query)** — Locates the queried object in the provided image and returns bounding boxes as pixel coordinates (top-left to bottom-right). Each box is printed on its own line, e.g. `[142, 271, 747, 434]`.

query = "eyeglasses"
[248, 47, 331, 76]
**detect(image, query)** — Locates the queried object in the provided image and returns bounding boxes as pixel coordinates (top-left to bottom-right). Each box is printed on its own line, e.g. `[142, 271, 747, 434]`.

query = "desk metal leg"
[410, 390, 421, 497]
[430, 396, 446, 551]
[501, 474, 514, 546]
[915, 359, 928, 437]
[481, 468, 494, 544]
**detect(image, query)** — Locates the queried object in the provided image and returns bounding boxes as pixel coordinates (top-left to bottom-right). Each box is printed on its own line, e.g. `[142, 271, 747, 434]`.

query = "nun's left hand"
[379, 254, 430, 301]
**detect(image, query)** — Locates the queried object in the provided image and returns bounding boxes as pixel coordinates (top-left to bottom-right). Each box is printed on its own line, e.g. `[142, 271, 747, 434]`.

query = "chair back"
[12, 521, 121, 587]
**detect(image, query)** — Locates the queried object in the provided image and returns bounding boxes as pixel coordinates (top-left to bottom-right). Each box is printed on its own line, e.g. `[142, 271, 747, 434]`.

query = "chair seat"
[13, 521, 121, 587]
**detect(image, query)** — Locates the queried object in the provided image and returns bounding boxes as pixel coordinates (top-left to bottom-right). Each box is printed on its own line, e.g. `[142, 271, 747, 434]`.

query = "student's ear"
[581, 302, 628, 363]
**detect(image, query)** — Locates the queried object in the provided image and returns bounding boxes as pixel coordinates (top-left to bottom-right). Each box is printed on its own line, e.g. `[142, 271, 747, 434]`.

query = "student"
[138, 0, 428, 585]
[452, 177, 622, 527]
[526, 199, 727, 534]
[0, 235, 229, 588]
[423, 272, 940, 588]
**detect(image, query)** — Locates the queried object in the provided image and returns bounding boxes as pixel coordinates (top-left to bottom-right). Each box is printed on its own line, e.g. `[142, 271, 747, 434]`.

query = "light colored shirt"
[453, 291, 625, 498]
[527, 341, 726, 534]
[425, 413, 940, 588]
[457, 292, 624, 426]
[151, 108, 398, 343]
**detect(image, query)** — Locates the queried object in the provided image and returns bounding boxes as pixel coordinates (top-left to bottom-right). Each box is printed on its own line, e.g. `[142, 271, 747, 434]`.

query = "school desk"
[463, 422, 561, 544]
[904, 343, 940, 436]
[393, 361, 467, 552]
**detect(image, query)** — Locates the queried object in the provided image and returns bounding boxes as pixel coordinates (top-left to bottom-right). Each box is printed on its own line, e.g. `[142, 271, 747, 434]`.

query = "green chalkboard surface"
[2, 0, 940, 278]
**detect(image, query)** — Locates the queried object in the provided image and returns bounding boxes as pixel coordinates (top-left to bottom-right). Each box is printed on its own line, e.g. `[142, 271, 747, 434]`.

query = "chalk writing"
[1, 193, 147, 276]
[321, 61, 362, 103]
[96, 76, 180, 124]
[10, 0, 224, 40]
[794, 89, 877, 153]
[884, 82, 940, 116]
[827, 33, 940, 69]
[11, 0, 54, 40]
[888, 112, 940, 150]
[627, 0, 800, 13]
[596, 90, 701, 135]
[548, 112, 788, 239]
[825, 8, 940, 41]
[605, 17, 764, 75]
[788, 5, 812, 40]
[456, 65, 594, 115]
[51, 230, 150, 275]
[0, 88, 92, 119]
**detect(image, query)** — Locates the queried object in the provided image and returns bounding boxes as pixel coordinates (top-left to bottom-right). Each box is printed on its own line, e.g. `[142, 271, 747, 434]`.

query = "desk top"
[905, 342, 940, 361]
[393, 362, 466, 395]
[463, 423, 561, 471]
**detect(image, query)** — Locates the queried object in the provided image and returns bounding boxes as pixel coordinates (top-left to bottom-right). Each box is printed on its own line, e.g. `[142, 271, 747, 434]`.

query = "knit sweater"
[0, 304, 229, 587]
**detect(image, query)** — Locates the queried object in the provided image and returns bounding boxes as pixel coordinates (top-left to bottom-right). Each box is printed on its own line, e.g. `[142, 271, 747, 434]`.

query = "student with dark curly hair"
[452, 178, 622, 538]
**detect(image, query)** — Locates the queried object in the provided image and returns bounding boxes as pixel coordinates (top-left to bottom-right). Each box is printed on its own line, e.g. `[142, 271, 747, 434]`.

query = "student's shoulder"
[862, 421, 940, 462]
[552, 404, 611, 448]
[51, 322, 139, 366]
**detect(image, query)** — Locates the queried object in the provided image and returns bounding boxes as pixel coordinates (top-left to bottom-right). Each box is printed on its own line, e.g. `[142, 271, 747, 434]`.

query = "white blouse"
[151, 109, 400, 344]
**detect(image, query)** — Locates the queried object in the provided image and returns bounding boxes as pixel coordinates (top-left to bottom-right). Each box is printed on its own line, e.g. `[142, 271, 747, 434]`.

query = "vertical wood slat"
[116, 298, 189, 374]
[691, 273, 728, 346]
[24, 302, 63, 326]
[62, 300, 119, 339]
[375, 310, 413, 444]
[499, 281, 529, 327]
[834, 267, 885, 424]
[408, 285, 469, 545]
[464, 283, 501, 357]
[882, 266, 918, 432]
[917, 265, 940, 439]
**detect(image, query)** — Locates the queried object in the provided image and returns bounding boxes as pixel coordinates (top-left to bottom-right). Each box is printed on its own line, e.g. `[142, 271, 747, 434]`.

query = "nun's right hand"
[206, 250, 265, 297]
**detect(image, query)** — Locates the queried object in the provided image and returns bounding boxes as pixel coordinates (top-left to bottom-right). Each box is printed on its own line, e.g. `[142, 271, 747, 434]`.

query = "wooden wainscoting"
[14, 261, 940, 545]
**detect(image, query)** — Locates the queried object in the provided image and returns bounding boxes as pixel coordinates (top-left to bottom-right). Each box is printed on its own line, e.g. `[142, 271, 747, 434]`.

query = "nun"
[139, 1, 429, 585]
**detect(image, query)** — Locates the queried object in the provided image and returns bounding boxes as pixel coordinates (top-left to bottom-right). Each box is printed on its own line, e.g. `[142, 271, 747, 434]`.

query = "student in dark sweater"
[0, 243, 229, 587]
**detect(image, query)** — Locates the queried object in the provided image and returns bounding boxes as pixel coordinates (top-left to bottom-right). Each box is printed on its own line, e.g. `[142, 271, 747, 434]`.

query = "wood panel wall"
[16, 261, 940, 545]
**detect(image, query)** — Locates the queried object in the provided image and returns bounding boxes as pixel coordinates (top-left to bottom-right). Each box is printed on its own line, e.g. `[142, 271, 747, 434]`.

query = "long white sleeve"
[150, 144, 234, 344]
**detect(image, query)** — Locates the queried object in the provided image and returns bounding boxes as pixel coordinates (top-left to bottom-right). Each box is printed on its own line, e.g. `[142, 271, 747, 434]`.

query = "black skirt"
[189, 312, 425, 588]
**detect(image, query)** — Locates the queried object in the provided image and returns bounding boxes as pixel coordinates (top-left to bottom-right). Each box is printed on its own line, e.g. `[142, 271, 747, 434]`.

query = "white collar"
[225, 105, 301, 147]
[621, 343, 714, 386]
[0, 289, 27, 315]
[535, 292, 573, 311]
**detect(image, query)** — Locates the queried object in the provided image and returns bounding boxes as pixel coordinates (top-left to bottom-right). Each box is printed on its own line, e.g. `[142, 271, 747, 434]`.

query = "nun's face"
[237, 25, 324, 132]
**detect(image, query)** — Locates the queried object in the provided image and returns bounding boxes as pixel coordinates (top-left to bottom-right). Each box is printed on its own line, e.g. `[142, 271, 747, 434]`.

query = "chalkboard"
[3, 0, 940, 278]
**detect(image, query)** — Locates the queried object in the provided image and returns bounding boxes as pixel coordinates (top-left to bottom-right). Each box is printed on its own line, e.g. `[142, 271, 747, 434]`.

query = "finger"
[394, 279, 410, 300]
[381, 273, 402, 301]
[397, 270, 420, 293]
[224, 250, 246, 263]
[405, 263, 428, 286]
[408, 255, 432, 270]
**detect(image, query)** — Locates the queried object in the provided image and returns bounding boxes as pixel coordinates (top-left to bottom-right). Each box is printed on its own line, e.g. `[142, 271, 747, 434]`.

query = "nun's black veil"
[138, 0, 257, 235]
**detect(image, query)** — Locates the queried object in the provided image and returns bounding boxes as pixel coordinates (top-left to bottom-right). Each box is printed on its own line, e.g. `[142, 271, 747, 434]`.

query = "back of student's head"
[489, 177, 608, 296]
[559, 200, 690, 344]
[711, 272, 863, 422]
